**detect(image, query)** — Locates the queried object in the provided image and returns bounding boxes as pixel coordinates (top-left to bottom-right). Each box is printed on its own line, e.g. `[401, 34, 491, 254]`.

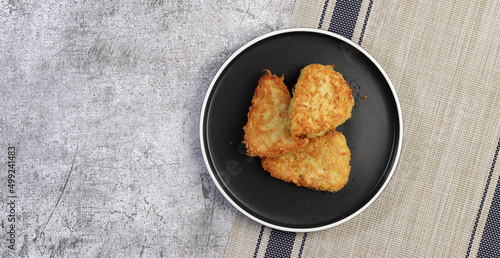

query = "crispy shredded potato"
[289, 64, 354, 138]
[243, 70, 309, 158]
[262, 130, 351, 193]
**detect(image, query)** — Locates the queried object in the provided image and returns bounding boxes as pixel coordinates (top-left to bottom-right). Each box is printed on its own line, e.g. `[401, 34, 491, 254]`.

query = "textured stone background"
[0, 1, 294, 257]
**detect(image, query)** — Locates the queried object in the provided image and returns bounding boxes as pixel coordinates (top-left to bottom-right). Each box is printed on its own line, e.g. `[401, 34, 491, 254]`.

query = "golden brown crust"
[261, 130, 351, 192]
[289, 64, 354, 138]
[243, 70, 309, 158]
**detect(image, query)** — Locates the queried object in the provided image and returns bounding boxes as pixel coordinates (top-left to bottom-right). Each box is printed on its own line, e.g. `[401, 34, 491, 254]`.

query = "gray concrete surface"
[0, 1, 294, 257]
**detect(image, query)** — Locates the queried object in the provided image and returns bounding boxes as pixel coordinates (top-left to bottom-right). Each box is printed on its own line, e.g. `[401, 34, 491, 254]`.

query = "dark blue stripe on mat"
[264, 229, 296, 258]
[318, 0, 330, 29]
[358, 0, 373, 45]
[466, 137, 500, 257]
[253, 225, 265, 258]
[476, 138, 500, 257]
[297, 233, 308, 258]
[328, 0, 363, 39]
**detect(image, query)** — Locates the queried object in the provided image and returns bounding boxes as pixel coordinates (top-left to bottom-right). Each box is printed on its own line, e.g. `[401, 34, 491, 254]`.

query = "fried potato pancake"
[261, 130, 351, 192]
[243, 70, 309, 158]
[289, 64, 354, 138]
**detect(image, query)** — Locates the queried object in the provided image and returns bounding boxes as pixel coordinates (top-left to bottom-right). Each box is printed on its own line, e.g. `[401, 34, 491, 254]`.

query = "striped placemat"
[225, 0, 500, 257]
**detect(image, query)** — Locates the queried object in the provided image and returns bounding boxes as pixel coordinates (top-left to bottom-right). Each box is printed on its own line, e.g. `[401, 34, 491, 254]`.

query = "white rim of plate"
[199, 28, 403, 232]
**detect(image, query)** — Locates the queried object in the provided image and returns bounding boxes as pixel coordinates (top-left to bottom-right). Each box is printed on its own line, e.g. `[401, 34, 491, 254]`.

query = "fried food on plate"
[289, 64, 354, 138]
[261, 130, 351, 192]
[243, 70, 309, 158]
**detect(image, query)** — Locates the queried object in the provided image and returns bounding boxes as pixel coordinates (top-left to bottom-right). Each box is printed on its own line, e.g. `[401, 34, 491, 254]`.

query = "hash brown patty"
[243, 70, 309, 158]
[261, 130, 351, 192]
[289, 64, 354, 138]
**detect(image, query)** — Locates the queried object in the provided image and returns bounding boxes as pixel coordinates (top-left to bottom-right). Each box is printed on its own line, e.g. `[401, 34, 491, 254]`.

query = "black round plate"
[200, 28, 403, 232]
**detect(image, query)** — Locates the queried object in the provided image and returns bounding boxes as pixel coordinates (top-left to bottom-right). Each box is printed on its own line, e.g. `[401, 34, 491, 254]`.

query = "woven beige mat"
[225, 0, 500, 257]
